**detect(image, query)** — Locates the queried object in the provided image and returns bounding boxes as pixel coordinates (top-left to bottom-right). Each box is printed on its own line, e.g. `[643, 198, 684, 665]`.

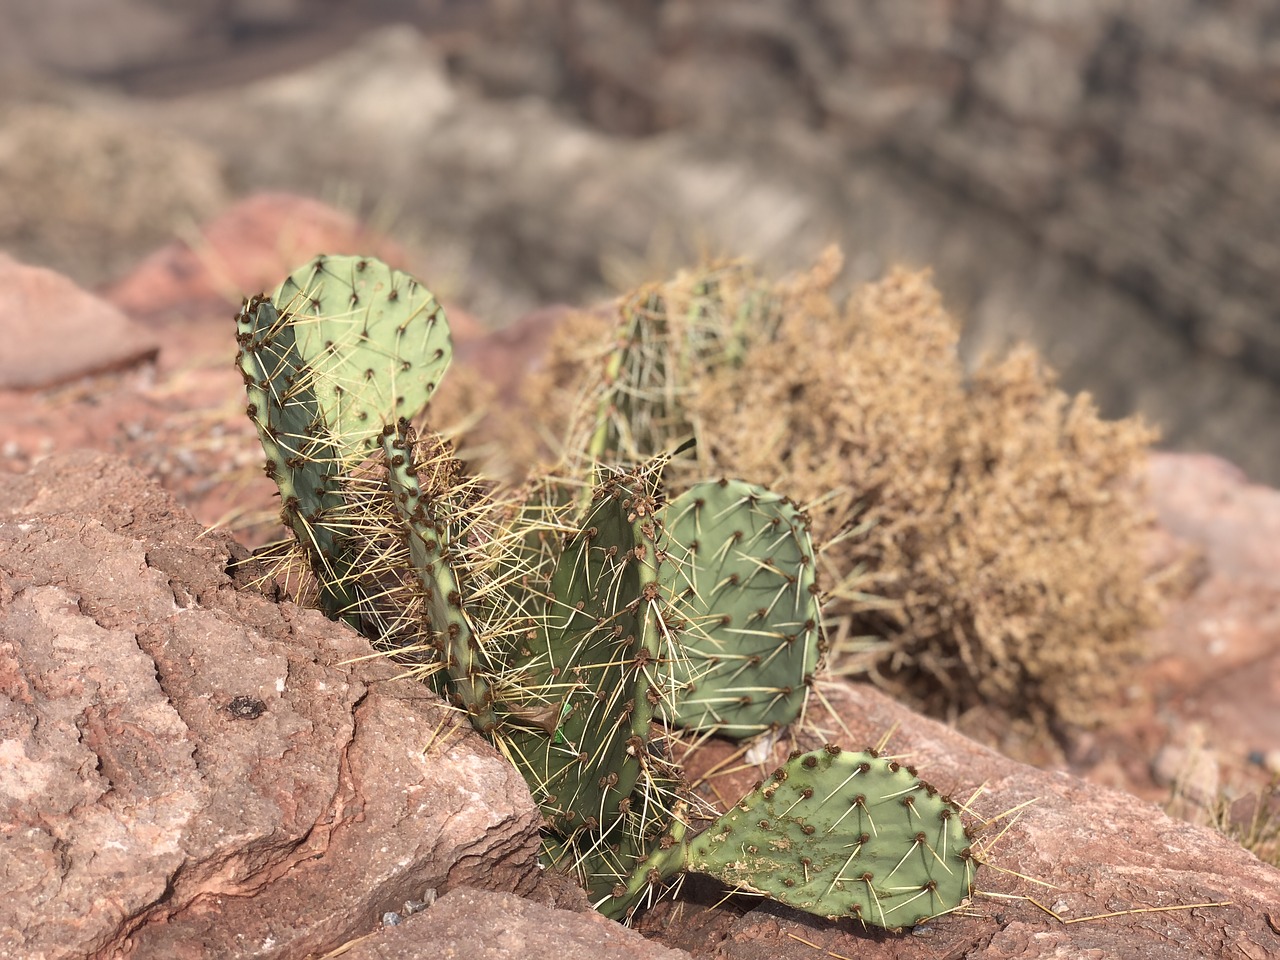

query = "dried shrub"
[533, 250, 1163, 730]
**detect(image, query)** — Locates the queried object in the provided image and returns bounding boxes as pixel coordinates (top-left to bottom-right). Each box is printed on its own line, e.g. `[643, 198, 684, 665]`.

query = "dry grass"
[528, 249, 1164, 732]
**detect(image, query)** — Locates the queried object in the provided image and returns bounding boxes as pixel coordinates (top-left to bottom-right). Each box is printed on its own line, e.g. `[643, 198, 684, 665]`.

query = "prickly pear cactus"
[235, 255, 452, 626]
[609, 746, 974, 928]
[661, 479, 823, 737]
[234, 255, 979, 934]
[272, 255, 452, 458]
[236, 293, 361, 623]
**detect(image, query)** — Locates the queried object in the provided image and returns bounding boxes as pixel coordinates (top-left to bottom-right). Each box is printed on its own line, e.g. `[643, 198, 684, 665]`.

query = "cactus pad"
[235, 255, 452, 626]
[236, 294, 362, 623]
[500, 465, 672, 837]
[661, 479, 822, 737]
[272, 254, 451, 458]
[685, 746, 974, 927]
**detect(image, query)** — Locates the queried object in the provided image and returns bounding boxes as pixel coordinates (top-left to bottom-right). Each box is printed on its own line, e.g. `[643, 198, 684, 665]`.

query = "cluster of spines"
[501, 465, 678, 836]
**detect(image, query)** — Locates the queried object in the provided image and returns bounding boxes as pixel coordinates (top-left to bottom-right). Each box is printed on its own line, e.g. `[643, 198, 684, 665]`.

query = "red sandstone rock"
[1139, 452, 1280, 792]
[344, 888, 690, 960]
[104, 192, 411, 322]
[453, 304, 575, 406]
[0, 252, 159, 389]
[0, 454, 547, 959]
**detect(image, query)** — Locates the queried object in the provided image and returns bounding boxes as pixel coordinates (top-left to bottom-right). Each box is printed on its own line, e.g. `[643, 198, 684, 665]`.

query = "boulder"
[1139, 452, 1280, 797]
[0, 252, 159, 389]
[342, 888, 689, 960]
[0, 453, 546, 959]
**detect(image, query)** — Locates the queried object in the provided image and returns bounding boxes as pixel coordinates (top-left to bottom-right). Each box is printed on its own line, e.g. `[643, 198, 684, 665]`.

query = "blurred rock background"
[2, 0, 1279, 481]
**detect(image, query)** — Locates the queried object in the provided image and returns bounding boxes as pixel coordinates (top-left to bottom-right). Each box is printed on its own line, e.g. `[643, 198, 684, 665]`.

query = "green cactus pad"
[500, 464, 676, 838]
[272, 254, 452, 459]
[236, 256, 451, 628]
[380, 419, 499, 733]
[236, 294, 362, 625]
[684, 746, 974, 928]
[661, 479, 822, 737]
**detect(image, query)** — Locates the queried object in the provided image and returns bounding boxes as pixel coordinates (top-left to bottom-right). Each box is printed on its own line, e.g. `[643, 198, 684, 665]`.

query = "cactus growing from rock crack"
[234, 255, 977, 931]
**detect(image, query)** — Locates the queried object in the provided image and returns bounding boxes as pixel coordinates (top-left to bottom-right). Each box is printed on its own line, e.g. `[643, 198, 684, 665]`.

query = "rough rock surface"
[642, 681, 1280, 960]
[0, 252, 159, 389]
[0, 454, 547, 959]
[0, 395, 1277, 958]
[344, 888, 690, 960]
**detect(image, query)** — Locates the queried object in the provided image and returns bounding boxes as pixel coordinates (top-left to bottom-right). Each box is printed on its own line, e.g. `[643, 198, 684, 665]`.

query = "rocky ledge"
[2, 455, 1278, 958]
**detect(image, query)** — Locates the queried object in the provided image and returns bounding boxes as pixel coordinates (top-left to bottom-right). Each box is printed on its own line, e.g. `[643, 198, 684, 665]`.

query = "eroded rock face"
[0, 454, 545, 959]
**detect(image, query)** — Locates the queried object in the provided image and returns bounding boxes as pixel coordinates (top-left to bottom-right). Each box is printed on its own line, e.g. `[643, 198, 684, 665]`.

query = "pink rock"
[345, 888, 690, 960]
[1140, 452, 1280, 774]
[0, 453, 547, 959]
[102, 192, 412, 321]
[0, 252, 160, 389]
